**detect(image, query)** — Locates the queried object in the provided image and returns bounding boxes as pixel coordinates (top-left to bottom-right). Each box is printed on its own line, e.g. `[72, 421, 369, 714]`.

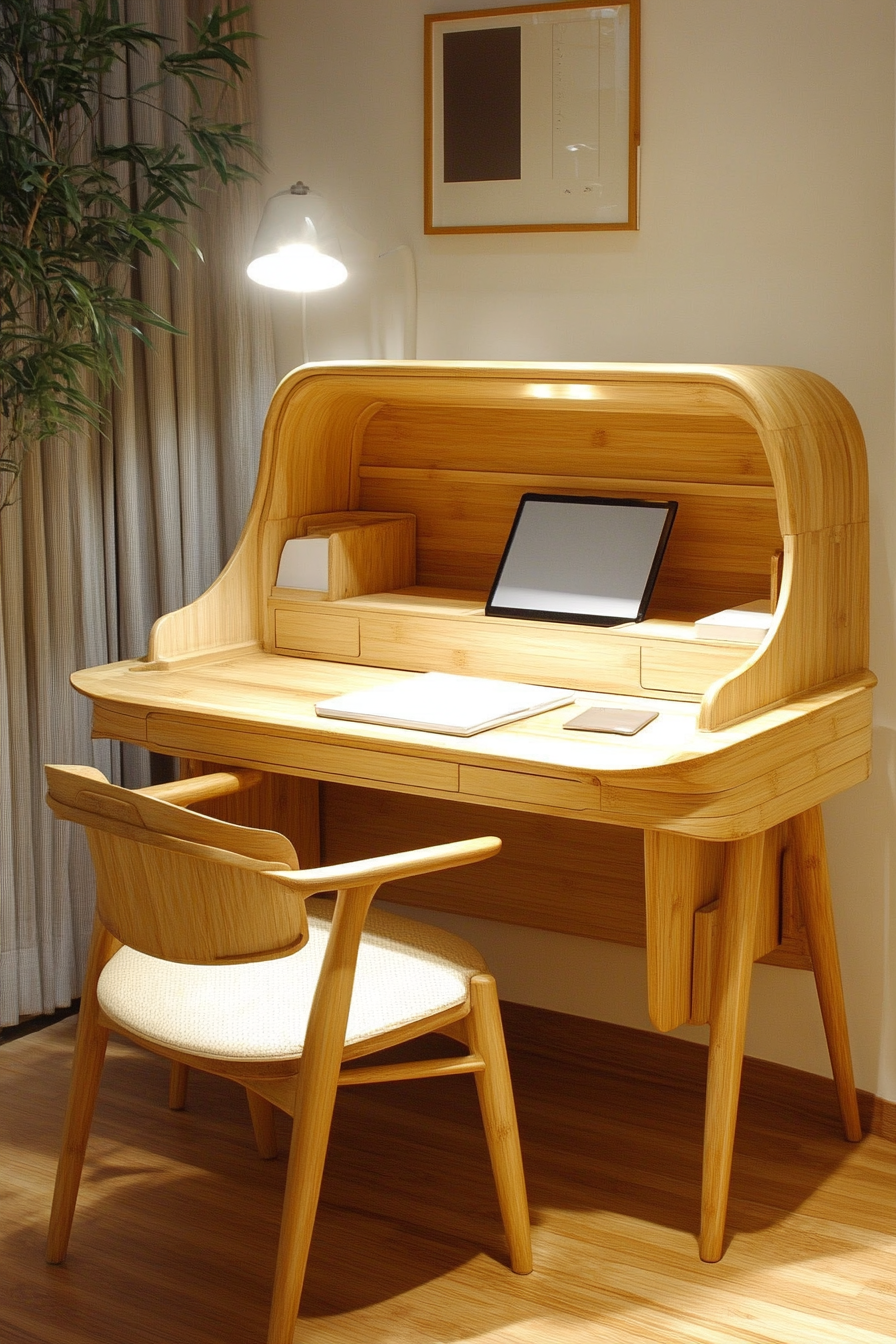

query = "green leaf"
[0, 0, 260, 505]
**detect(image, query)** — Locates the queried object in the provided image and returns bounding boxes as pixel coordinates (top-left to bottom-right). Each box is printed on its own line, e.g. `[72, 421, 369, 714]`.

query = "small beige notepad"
[315, 672, 574, 737]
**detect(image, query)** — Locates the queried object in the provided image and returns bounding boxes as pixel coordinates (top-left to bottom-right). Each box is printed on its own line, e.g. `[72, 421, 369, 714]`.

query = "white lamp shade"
[247, 187, 349, 293]
[247, 244, 347, 292]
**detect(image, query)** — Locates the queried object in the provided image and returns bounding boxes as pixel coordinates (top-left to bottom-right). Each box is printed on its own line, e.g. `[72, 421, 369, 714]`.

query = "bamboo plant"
[0, 0, 257, 508]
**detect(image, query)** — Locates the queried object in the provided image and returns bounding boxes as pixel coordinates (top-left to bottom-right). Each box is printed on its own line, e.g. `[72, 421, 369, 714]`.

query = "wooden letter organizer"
[75, 362, 874, 1260]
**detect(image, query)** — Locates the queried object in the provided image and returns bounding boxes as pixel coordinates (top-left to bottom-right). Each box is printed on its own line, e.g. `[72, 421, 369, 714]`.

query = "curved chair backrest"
[45, 765, 308, 966]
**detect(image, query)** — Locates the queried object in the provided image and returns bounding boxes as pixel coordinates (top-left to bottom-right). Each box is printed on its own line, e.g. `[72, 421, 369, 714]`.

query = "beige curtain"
[0, 1, 275, 1026]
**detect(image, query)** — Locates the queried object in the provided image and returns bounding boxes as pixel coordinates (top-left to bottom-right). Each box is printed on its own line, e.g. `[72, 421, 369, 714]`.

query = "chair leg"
[246, 1089, 279, 1159]
[789, 808, 862, 1141]
[266, 881, 379, 1344]
[467, 974, 532, 1274]
[46, 1016, 109, 1264]
[265, 1071, 342, 1344]
[169, 1061, 189, 1110]
[46, 920, 115, 1264]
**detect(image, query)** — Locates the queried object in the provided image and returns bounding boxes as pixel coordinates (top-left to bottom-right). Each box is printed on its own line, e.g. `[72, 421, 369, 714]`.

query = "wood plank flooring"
[1, 1009, 893, 1344]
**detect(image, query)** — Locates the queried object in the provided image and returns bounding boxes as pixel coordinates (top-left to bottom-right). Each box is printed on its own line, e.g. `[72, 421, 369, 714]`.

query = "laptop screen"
[486, 494, 677, 627]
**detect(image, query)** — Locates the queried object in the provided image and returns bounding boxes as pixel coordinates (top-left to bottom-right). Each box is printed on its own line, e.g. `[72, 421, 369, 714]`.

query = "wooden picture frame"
[425, 2, 640, 234]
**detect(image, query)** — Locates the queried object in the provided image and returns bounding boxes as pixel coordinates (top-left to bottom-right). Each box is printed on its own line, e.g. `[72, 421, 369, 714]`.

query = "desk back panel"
[321, 784, 805, 972]
[358, 469, 782, 613]
[320, 783, 646, 945]
[359, 400, 781, 612]
[361, 404, 773, 483]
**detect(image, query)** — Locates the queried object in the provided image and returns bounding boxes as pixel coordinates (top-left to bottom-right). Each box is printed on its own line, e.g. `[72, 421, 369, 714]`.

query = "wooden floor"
[1, 1008, 893, 1344]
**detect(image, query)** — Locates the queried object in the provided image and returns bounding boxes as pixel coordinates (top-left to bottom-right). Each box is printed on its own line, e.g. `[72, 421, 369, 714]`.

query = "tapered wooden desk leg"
[699, 832, 764, 1263]
[789, 807, 862, 1141]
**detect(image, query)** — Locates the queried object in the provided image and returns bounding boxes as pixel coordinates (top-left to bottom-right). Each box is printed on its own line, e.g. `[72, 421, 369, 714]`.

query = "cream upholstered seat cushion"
[96, 899, 487, 1062]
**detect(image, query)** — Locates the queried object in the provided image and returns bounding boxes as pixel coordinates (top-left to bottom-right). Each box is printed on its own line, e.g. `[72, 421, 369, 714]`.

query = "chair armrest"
[137, 769, 262, 808]
[271, 835, 502, 897]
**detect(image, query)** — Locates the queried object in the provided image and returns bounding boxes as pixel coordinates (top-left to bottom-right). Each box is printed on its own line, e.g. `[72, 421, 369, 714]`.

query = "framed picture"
[425, 2, 640, 234]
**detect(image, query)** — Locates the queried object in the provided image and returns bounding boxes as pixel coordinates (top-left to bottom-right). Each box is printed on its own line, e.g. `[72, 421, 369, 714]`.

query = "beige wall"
[252, 0, 896, 1101]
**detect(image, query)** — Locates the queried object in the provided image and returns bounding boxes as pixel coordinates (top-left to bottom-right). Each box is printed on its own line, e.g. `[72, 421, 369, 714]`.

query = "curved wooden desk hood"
[144, 361, 870, 735]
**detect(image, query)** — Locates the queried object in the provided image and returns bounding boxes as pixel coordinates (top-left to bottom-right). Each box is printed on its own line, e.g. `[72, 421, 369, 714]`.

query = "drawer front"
[640, 642, 747, 695]
[459, 765, 600, 812]
[92, 702, 148, 742]
[148, 716, 459, 793]
[274, 608, 360, 658]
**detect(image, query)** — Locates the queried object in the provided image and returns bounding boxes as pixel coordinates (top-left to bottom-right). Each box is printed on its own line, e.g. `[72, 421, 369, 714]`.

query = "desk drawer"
[148, 716, 458, 792]
[274, 608, 360, 658]
[459, 765, 600, 812]
[92, 701, 148, 742]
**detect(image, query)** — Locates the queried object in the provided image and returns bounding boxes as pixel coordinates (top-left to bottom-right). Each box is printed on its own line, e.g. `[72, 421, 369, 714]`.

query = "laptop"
[486, 493, 677, 627]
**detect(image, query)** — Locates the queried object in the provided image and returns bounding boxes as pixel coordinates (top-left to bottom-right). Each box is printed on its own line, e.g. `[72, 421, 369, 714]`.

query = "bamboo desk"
[70, 361, 874, 1262]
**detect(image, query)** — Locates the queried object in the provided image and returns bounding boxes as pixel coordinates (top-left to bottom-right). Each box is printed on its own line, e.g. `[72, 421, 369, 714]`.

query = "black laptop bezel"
[485, 493, 678, 628]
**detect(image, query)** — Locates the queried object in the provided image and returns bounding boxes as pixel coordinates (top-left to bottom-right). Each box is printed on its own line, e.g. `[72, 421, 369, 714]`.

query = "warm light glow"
[526, 383, 604, 400]
[246, 243, 348, 293]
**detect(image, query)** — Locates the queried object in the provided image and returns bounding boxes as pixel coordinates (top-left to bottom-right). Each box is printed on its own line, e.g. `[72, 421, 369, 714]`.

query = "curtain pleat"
[0, 2, 275, 1025]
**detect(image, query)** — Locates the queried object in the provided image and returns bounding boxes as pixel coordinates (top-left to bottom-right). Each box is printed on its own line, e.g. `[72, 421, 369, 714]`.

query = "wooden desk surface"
[73, 652, 873, 842]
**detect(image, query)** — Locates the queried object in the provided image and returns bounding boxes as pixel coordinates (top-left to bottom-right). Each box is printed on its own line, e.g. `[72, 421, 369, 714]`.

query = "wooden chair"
[44, 764, 532, 1344]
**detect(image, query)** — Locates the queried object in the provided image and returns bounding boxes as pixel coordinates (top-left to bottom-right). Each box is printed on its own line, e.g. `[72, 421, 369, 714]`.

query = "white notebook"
[314, 672, 574, 737]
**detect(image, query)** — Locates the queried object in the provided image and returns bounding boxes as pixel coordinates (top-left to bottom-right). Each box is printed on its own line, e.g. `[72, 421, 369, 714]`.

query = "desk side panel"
[700, 521, 869, 730]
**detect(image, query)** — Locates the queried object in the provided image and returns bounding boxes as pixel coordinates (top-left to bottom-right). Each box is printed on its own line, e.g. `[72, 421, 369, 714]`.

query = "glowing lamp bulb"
[246, 243, 348, 293]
